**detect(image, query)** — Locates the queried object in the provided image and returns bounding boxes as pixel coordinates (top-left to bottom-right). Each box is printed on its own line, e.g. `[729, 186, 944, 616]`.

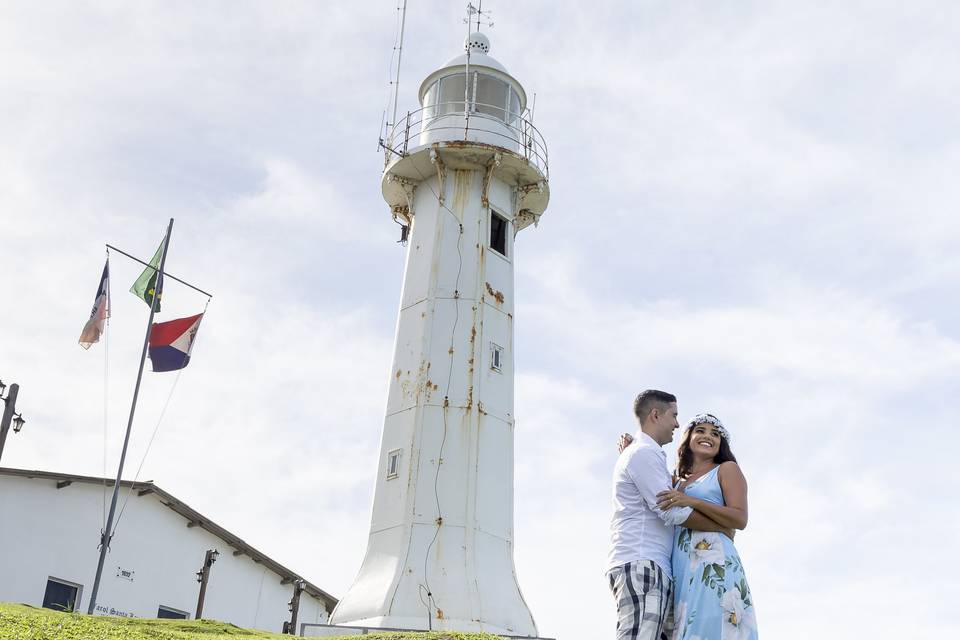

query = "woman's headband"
[685, 413, 731, 442]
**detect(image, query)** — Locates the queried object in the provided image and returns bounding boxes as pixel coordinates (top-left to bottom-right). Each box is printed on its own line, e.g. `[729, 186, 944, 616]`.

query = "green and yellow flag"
[130, 241, 164, 311]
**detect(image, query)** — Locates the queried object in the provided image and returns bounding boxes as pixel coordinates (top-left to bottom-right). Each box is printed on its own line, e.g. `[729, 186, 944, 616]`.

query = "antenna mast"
[465, 2, 494, 33]
[464, 2, 494, 132]
[390, 1, 408, 136]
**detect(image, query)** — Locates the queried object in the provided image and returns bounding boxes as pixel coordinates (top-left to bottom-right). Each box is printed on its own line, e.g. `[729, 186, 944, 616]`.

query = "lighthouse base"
[328, 519, 538, 636]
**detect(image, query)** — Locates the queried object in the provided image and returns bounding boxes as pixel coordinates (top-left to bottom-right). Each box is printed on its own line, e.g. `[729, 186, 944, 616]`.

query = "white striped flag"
[79, 260, 110, 349]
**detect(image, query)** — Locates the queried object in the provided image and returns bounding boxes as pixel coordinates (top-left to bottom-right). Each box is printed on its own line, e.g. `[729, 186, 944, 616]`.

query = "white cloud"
[1, 1, 957, 638]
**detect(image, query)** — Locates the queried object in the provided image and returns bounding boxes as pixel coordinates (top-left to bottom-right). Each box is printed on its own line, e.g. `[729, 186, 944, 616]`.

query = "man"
[607, 390, 730, 640]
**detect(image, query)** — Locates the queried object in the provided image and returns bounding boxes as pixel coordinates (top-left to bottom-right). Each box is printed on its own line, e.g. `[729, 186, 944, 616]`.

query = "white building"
[0, 467, 337, 633]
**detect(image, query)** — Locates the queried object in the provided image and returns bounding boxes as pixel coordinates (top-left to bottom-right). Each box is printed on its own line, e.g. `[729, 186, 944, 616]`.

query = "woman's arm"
[656, 462, 749, 530]
[681, 511, 735, 540]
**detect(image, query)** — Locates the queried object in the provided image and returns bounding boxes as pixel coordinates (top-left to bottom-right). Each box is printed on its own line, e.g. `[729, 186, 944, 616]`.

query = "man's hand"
[617, 432, 634, 454]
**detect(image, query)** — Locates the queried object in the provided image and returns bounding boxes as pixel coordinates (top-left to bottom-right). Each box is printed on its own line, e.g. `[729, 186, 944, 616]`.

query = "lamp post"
[194, 549, 219, 620]
[0, 380, 26, 463]
[286, 579, 305, 635]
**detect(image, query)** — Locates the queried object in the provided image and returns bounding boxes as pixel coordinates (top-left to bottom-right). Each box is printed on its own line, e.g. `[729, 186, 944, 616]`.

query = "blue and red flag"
[148, 313, 203, 372]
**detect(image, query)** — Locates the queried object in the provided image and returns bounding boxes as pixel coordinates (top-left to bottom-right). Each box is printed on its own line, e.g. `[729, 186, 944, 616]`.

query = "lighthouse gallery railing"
[381, 101, 549, 182]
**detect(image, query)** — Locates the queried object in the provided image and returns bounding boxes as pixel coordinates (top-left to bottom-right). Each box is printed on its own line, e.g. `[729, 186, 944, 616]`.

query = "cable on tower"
[405, 149, 474, 629]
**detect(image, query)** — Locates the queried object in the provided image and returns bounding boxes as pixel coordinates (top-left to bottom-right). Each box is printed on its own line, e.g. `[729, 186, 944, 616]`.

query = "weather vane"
[465, 2, 493, 33]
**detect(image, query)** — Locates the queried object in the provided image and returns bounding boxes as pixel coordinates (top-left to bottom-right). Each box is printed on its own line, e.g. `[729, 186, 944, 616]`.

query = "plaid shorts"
[607, 560, 675, 640]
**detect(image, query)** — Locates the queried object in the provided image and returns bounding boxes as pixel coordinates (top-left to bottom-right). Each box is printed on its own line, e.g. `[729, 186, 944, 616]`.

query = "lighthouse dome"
[418, 34, 527, 121]
[439, 32, 507, 74]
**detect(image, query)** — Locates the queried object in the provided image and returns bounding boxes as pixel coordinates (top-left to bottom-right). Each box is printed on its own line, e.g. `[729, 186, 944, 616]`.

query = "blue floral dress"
[672, 466, 758, 640]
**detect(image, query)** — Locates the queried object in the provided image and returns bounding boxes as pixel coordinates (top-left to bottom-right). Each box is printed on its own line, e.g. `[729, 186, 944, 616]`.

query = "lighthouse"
[329, 26, 549, 636]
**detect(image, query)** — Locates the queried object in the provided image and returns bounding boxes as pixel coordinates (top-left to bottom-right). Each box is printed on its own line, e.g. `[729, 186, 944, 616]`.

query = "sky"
[1, 1, 959, 637]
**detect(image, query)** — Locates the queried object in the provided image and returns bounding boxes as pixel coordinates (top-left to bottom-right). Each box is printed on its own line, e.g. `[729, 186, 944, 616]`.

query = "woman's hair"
[675, 420, 737, 480]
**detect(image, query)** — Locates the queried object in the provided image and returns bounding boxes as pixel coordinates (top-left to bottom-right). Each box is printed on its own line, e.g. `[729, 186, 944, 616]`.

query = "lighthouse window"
[437, 74, 467, 115]
[489, 211, 508, 256]
[386, 449, 402, 480]
[509, 89, 521, 122]
[475, 75, 508, 120]
[491, 343, 504, 372]
[423, 82, 438, 119]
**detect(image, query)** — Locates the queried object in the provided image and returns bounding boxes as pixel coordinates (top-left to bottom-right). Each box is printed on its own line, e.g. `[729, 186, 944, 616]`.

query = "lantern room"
[416, 33, 528, 149]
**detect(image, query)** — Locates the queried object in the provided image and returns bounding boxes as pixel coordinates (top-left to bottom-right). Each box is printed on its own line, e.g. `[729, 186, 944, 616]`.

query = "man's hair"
[633, 389, 677, 422]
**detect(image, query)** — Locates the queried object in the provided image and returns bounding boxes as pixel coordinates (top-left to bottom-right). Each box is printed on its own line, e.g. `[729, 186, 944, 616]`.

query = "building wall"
[0, 474, 328, 632]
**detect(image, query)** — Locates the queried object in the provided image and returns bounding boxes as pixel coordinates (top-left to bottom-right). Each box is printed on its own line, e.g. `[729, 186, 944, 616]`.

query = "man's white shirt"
[607, 431, 692, 578]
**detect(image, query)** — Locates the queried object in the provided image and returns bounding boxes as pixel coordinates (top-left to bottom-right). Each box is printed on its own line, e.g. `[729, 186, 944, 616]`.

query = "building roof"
[0, 467, 338, 612]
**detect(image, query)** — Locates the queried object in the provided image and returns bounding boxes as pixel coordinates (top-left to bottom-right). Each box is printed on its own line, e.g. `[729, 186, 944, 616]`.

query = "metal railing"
[381, 101, 549, 181]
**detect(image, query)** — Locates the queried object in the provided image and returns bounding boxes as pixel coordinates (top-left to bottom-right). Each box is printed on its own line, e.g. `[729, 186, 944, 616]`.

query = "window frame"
[489, 209, 509, 259]
[386, 448, 402, 480]
[42, 576, 83, 613]
[490, 343, 504, 373]
[157, 605, 190, 620]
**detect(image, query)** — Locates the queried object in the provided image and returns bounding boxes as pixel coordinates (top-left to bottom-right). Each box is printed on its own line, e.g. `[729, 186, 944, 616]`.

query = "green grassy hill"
[0, 603, 507, 640]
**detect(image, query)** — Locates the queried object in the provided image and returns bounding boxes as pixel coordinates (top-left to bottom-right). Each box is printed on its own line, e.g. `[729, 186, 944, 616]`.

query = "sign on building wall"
[115, 567, 135, 582]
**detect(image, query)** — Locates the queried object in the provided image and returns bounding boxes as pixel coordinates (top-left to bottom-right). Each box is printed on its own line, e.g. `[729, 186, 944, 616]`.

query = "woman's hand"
[617, 433, 634, 454]
[656, 489, 698, 510]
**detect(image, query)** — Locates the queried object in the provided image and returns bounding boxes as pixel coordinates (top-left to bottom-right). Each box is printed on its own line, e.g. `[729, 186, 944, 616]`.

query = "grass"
[0, 603, 508, 640]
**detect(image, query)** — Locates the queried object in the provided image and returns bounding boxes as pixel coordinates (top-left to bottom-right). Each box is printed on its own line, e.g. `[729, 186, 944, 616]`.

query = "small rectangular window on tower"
[490, 211, 507, 256]
[386, 449, 402, 480]
[491, 343, 504, 372]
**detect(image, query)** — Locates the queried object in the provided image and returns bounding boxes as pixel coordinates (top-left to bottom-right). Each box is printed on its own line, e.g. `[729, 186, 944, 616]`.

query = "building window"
[490, 211, 507, 257]
[42, 577, 82, 613]
[386, 449, 402, 480]
[157, 605, 189, 620]
[491, 343, 504, 372]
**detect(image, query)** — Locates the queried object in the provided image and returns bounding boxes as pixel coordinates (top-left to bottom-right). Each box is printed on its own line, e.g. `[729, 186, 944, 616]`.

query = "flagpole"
[87, 218, 174, 615]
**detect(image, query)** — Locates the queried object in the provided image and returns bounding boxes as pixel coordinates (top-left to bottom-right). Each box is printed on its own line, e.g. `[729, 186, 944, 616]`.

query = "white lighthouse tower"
[329, 24, 549, 637]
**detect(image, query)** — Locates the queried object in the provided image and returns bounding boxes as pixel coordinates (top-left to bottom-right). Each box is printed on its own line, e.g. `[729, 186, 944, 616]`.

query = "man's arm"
[625, 446, 694, 526]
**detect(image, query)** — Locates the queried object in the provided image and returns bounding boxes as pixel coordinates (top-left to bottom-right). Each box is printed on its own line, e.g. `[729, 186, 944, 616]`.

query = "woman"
[656, 413, 758, 640]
